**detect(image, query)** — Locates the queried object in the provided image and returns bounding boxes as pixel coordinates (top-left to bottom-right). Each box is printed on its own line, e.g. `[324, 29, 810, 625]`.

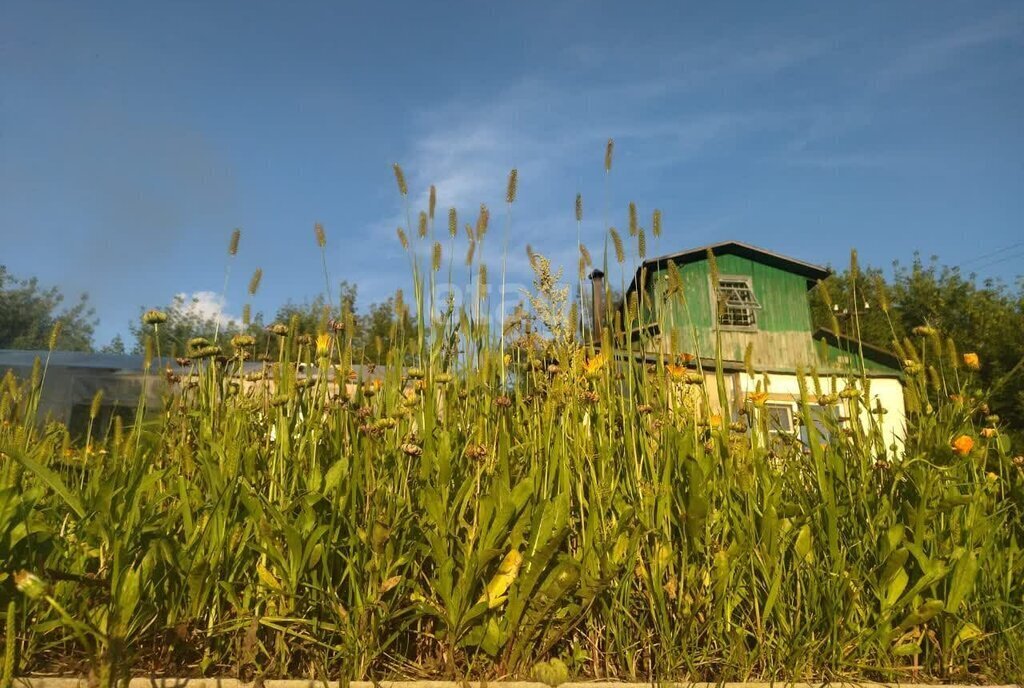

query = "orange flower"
[952, 434, 974, 456]
[747, 391, 770, 406]
[666, 363, 686, 380]
[962, 352, 980, 371]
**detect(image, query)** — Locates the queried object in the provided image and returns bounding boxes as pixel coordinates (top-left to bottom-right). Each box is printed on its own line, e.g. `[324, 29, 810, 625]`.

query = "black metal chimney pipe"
[588, 269, 605, 339]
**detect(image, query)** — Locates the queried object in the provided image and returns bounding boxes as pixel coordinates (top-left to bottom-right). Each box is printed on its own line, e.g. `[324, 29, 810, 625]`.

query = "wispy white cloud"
[173, 291, 239, 327]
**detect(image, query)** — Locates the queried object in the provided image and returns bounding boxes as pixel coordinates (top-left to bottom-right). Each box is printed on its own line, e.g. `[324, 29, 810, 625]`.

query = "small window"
[764, 403, 794, 433]
[715, 276, 760, 328]
[799, 404, 837, 446]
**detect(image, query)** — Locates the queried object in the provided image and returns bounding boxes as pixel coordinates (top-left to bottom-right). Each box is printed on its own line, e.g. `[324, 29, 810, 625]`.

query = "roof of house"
[626, 240, 832, 294]
[812, 328, 903, 374]
[0, 349, 150, 371]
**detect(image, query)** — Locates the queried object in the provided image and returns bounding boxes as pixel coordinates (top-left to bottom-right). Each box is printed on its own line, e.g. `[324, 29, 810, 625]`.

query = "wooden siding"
[640, 254, 818, 369]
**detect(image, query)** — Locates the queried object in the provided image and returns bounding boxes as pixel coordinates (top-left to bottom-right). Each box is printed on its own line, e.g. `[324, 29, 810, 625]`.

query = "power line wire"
[957, 240, 1024, 268]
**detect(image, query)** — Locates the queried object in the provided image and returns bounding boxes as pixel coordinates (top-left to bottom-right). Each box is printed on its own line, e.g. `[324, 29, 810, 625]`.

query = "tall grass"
[0, 158, 1022, 686]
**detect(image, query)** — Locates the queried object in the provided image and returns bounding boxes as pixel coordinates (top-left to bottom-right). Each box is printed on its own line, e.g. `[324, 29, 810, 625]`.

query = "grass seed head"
[392, 163, 408, 196]
[448, 207, 457, 238]
[228, 228, 241, 256]
[605, 138, 614, 172]
[609, 227, 625, 264]
[476, 204, 490, 240]
[248, 268, 263, 296]
[428, 184, 437, 220]
[506, 168, 518, 204]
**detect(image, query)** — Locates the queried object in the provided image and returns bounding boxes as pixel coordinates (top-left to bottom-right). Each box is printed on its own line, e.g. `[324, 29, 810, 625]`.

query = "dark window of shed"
[715, 276, 760, 327]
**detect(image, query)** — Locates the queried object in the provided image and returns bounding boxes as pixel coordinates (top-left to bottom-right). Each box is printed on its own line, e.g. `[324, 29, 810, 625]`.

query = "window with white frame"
[715, 276, 761, 328]
[764, 403, 794, 434]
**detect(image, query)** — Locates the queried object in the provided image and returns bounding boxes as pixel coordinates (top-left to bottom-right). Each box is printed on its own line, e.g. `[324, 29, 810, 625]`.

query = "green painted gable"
[627, 244, 900, 377]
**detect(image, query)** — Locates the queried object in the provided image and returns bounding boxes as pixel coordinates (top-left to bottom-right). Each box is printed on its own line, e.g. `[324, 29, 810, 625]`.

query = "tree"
[0, 265, 96, 351]
[810, 254, 1024, 432]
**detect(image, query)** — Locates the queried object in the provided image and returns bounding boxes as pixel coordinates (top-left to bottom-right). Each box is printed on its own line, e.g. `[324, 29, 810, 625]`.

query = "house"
[590, 241, 906, 451]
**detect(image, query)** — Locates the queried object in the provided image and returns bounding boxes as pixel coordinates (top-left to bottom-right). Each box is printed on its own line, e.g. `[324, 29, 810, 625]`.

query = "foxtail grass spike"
[652, 209, 662, 238]
[506, 168, 518, 204]
[314, 222, 327, 248]
[48, 320, 62, 351]
[637, 228, 647, 259]
[432, 241, 442, 272]
[476, 204, 490, 240]
[448, 207, 457, 238]
[248, 268, 263, 296]
[229, 228, 241, 256]
[605, 138, 614, 172]
[429, 185, 437, 220]
[392, 163, 408, 196]
[609, 227, 625, 264]
[579, 243, 592, 267]
[628, 202, 638, 237]
[418, 211, 428, 238]
[396, 227, 409, 250]
[575, 193, 583, 222]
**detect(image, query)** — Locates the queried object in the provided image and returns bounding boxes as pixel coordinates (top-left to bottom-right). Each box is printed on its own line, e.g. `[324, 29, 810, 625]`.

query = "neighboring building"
[592, 240, 906, 451]
[0, 350, 164, 439]
[0, 349, 388, 439]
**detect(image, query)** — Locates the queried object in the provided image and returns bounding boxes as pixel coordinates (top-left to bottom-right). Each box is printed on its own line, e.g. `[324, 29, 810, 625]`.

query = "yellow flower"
[963, 352, 980, 371]
[747, 391, 770, 407]
[315, 333, 332, 357]
[480, 550, 522, 608]
[980, 427, 997, 439]
[952, 434, 974, 456]
[582, 353, 606, 376]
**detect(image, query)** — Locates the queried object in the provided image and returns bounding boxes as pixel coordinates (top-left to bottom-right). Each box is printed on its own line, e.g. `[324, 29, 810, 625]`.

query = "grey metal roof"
[0, 349, 150, 371]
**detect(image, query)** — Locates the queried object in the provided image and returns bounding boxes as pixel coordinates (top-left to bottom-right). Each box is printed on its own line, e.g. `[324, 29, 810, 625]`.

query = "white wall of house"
[733, 371, 907, 456]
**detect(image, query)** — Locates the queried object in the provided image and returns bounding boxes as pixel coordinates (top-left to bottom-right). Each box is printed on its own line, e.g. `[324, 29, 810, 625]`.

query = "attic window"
[715, 276, 761, 328]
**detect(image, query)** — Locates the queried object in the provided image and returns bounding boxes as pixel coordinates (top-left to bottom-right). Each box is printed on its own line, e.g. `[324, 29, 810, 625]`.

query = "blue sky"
[2, 1, 1022, 347]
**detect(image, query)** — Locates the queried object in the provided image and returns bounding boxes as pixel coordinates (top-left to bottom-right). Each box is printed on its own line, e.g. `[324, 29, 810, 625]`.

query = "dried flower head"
[143, 310, 168, 326]
[268, 323, 289, 337]
[231, 334, 256, 349]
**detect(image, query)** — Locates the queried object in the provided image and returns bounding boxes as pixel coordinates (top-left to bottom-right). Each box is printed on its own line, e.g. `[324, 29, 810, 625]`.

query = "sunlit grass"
[1, 155, 1022, 687]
